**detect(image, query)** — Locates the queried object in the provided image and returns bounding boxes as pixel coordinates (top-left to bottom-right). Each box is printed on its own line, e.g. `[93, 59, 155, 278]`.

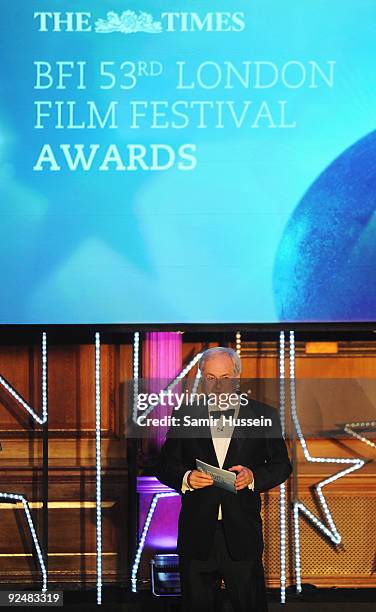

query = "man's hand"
[228, 465, 254, 491]
[188, 470, 214, 489]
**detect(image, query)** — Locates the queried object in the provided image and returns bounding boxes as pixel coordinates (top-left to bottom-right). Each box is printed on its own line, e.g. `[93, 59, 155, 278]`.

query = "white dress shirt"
[181, 399, 254, 518]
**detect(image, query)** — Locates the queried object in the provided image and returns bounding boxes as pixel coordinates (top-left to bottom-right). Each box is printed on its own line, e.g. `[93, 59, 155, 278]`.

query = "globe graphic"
[273, 131, 376, 322]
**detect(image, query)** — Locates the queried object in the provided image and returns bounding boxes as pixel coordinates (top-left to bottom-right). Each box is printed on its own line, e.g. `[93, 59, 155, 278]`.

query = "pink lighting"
[143, 332, 183, 449]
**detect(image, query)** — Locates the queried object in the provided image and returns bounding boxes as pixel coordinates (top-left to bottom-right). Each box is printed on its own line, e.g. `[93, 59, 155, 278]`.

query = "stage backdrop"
[1, 1, 375, 323]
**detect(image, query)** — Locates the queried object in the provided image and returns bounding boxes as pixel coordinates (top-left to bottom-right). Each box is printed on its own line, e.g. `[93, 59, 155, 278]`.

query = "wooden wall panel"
[0, 346, 37, 431]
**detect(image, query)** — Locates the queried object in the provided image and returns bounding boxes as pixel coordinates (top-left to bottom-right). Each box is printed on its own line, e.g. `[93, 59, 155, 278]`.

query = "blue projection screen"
[1, 1, 375, 323]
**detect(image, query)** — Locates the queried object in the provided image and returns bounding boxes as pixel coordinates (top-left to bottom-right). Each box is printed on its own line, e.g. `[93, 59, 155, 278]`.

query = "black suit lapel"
[222, 399, 255, 469]
[222, 433, 244, 470]
[189, 402, 220, 467]
[196, 436, 220, 467]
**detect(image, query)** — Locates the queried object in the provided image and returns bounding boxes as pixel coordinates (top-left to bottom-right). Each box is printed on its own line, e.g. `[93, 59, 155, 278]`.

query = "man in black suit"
[155, 347, 292, 612]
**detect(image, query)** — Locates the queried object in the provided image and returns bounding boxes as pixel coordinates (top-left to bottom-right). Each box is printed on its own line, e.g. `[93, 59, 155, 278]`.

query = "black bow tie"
[209, 409, 236, 420]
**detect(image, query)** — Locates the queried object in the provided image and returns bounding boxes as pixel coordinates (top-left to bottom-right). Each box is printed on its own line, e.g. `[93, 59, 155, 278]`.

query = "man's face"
[201, 353, 239, 396]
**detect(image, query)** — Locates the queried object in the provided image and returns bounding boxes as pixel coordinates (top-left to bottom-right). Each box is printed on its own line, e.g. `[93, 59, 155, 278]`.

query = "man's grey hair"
[198, 347, 241, 376]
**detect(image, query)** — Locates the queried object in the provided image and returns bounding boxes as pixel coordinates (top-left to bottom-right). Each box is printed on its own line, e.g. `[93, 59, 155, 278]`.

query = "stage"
[0, 330, 375, 607]
[51, 587, 376, 611]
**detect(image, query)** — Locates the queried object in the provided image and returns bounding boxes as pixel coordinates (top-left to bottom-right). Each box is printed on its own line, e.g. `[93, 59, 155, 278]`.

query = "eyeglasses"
[203, 375, 232, 381]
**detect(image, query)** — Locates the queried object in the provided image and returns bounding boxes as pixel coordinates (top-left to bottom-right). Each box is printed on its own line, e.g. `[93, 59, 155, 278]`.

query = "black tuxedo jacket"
[155, 399, 292, 562]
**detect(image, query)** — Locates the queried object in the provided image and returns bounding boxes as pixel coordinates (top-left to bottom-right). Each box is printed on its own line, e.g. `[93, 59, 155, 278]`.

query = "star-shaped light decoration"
[344, 420, 376, 449]
[0, 332, 48, 591]
[0, 332, 47, 424]
[287, 330, 366, 593]
[130, 333, 202, 592]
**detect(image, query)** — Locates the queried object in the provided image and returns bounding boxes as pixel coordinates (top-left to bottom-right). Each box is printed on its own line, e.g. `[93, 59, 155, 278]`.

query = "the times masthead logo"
[33, 9, 246, 34]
